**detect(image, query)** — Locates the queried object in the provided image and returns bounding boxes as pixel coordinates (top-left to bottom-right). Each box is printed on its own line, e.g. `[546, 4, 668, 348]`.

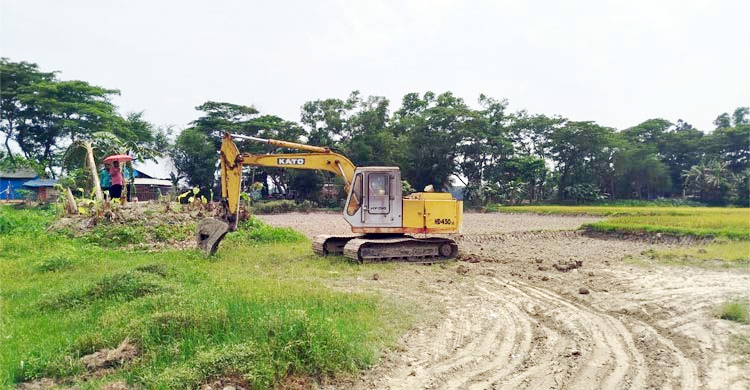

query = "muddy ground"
[258, 212, 750, 390]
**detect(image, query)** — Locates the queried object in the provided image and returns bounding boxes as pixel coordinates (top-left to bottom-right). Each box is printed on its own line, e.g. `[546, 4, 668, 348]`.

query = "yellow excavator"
[197, 133, 463, 262]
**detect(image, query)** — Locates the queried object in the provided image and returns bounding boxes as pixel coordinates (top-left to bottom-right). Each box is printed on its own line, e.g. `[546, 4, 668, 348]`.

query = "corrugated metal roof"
[0, 167, 38, 179]
[134, 178, 172, 186]
[22, 179, 58, 187]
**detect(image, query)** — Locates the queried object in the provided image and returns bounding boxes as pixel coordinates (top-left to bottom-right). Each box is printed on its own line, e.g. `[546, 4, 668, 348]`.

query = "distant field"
[495, 205, 750, 240]
[495, 204, 750, 267]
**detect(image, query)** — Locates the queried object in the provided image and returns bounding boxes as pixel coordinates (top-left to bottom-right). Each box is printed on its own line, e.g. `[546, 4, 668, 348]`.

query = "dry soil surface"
[259, 212, 750, 390]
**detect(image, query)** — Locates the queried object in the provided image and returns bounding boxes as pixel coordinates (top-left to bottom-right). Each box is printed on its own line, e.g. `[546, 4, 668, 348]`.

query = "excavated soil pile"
[47, 201, 214, 250]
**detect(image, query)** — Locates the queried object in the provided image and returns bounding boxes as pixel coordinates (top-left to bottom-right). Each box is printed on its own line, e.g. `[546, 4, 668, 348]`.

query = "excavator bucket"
[197, 218, 230, 255]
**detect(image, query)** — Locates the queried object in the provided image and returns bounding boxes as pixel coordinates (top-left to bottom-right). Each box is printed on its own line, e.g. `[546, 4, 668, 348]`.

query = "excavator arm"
[220, 132, 356, 228]
[198, 132, 356, 254]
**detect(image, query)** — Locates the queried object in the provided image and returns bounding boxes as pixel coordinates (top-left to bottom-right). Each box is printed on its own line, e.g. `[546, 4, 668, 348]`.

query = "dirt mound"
[583, 228, 717, 245]
[81, 338, 139, 372]
[48, 201, 210, 250]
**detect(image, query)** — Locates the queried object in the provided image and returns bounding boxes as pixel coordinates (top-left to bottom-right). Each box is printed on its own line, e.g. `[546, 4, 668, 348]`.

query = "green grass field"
[0, 205, 414, 389]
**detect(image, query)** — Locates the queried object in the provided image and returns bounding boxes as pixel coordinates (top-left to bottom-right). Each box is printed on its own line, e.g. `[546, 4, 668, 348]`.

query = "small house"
[22, 179, 60, 202]
[132, 177, 173, 201]
[0, 167, 39, 201]
[130, 158, 177, 201]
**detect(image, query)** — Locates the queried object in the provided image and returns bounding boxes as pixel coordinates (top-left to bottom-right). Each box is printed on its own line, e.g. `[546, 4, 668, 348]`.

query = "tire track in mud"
[373, 274, 700, 390]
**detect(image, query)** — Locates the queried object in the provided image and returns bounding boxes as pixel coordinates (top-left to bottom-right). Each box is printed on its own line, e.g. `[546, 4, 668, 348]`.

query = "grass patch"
[636, 241, 750, 268]
[81, 222, 194, 248]
[38, 270, 171, 311]
[716, 299, 750, 324]
[251, 200, 315, 214]
[0, 204, 57, 234]
[34, 255, 75, 273]
[0, 207, 416, 388]
[585, 213, 749, 240]
[228, 216, 307, 244]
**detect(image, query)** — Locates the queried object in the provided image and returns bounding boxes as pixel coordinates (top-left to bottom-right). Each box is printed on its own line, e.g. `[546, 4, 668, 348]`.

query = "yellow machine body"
[402, 192, 463, 234]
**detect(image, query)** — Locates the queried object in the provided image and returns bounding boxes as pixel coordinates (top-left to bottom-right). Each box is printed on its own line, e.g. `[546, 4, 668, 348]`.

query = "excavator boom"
[218, 132, 356, 229]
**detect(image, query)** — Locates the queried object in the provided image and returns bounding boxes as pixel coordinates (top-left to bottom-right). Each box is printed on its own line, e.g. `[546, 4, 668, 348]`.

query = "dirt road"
[258, 213, 750, 390]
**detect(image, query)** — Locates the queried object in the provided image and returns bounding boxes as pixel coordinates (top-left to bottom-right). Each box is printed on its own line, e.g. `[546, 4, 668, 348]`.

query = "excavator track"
[312, 235, 362, 256]
[343, 236, 458, 263]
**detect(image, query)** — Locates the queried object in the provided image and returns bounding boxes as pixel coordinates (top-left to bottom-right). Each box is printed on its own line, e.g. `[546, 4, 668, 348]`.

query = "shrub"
[716, 299, 750, 324]
[39, 271, 170, 310]
[0, 205, 56, 234]
[251, 200, 314, 214]
[231, 217, 306, 244]
[34, 256, 74, 273]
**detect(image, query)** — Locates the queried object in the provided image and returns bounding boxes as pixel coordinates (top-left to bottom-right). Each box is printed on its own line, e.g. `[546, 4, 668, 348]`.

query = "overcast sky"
[2, 0, 749, 134]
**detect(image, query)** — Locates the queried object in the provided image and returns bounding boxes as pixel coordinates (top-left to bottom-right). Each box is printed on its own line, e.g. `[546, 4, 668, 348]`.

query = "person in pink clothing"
[109, 161, 124, 200]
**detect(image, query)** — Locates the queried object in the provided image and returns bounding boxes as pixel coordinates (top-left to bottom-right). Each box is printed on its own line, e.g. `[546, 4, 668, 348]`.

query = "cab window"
[346, 173, 363, 216]
[367, 173, 390, 214]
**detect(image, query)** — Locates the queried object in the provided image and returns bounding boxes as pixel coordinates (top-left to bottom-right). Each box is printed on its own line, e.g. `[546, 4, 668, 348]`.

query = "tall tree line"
[3, 59, 748, 206]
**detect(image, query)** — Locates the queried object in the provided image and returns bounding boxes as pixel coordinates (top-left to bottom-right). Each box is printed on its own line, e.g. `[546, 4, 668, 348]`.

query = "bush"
[231, 217, 306, 244]
[39, 271, 170, 310]
[251, 200, 314, 214]
[0, 205, 57, 234]
[716, 299, 750, 324]
[34, 256, 74, 273]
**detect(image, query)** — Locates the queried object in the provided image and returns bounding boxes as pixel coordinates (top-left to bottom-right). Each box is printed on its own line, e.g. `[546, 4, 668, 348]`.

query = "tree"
[0, 59, 55, 158]
[300, 95, 355, 146]
[682, 160, 734, 202]
[392, 92, 470, 191]
[117, 112, 155, 147]
[494, 155, 548, 203]
[616, 119, 673, 199]
[707, 124, 750, 174]
[732, 107, 749, 126]
[545, 121, 616, 201]
[173, 128, 217, 191]
[343, 94, 397, 166]
[614, 143, 671, 199]
[507, 110, 565, 202]
[621, 118, 672, 145]
[658, 124, 705, 196]
[14, 79, 121, 176]
[455, 95, 513, 205]
[509, 111, 565, 159]
[191, 101, 260, 136]
[705, 107, 750, 176]
[713, 113, 732, 129]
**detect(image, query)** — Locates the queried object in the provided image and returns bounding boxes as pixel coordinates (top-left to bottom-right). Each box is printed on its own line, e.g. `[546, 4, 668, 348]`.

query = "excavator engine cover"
[197, 218, 230, 255]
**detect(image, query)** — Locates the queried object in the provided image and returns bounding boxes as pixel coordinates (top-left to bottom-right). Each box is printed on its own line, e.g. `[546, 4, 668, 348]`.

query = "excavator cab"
[343, 167, 403, 231]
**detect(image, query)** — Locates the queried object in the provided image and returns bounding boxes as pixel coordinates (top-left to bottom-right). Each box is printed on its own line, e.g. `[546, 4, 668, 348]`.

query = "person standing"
[99, 164, 111, 200]
[109, 161, 124, 201]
